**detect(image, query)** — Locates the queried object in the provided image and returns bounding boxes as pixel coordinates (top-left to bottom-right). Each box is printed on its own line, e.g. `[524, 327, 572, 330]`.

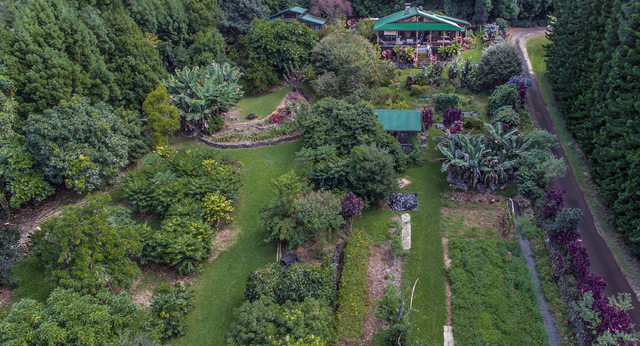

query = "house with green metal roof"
[269, 7, 327, 31]
[374, 109, 422, 144]
[374, 3, 470, 50]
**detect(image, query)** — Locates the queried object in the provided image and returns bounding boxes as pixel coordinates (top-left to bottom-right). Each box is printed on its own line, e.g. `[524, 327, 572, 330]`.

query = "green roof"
[374, 7, 464, 31]
[430, 13, 471, 26]
[299, 13, 327, 25]
[375, 110, 422, 131]
[269, 6, 308, 19]
[375, 22, 462, 31]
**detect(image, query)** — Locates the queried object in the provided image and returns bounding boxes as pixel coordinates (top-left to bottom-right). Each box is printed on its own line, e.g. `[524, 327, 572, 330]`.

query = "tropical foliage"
[437, 123, 532, 190]
[163, 63, 243, 134]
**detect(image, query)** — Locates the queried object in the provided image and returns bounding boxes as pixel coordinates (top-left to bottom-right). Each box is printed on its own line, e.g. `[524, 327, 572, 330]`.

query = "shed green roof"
[299, 13, 327, 25]
[374, 110, 422, 131]
[269, 6, 308, 19]
[374, 7, 464, 31]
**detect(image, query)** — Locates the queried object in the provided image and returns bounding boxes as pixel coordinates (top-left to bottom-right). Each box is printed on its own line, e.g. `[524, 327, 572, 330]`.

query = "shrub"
[245, 263, 336, 305]
[433, 93, 460, 112]
[495, 18, 509, 30]
[0, 138, 54, 207]
[0, 226, 21, 287]
[374, 282, 412, 345]
[384, 99, 413, 110]
[463, 116, 485, 131]
[142, 216, 215, 275]
[487, 84, 520, 116]
[30, 195, 144, 294]
[421, 107, 434, 131]
[25, 97, 147, 192]
[226, 297, 334, 346]
[243, 62, 280, 96]
[409, 85, 431, 96]
[122, 148, 240, 217]
[0, 288, 138, 345]
[143, 85, 180, 148]
[348, 145, 397, 204]
[442, 108, 464, 127]
[476, 43, 522, 87]
[148, 283, 194, 339]
[262, 178, 344, 248]
[492, 106, 520, 128]
[335, 229, 370, 342]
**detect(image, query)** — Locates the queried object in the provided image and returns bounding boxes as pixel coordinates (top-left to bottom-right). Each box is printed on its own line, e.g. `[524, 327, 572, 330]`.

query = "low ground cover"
[335, 229, 371, 343]
[448, 238, 549, 345]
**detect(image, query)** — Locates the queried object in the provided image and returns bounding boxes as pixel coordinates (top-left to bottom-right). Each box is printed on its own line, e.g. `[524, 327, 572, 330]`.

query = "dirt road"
[511, 27, 640, 325]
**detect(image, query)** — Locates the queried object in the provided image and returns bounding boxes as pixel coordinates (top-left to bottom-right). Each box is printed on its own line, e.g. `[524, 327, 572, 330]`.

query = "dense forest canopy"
[545, 0, 640, 255]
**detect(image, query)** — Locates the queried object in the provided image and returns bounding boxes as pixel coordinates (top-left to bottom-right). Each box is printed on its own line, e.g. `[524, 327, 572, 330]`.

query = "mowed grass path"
[353, 127, 448, 344]
[176, 140, 303, 345]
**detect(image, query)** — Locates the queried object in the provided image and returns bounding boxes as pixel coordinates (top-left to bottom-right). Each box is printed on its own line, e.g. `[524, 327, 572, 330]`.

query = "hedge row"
[335, 229, 371, 342]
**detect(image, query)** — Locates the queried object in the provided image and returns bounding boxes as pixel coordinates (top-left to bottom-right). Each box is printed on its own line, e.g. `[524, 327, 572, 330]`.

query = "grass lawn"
[234, 87, 292, 121]
[526, 35, 640, 292]
[175, 139, 303, 345]
[461, 34, 483, 61]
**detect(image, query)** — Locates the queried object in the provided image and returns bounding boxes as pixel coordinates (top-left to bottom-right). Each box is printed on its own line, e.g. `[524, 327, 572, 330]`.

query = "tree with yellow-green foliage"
[143, 85, 180, 148]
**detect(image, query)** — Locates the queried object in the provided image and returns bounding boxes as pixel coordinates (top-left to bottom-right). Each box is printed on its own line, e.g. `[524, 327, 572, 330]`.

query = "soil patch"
[443, 237, 453, 326]
[0, 287, 13, 310]
[209, 227, 240, 263]
[441, 192, 508, 239]
[362, 235, 403, 344]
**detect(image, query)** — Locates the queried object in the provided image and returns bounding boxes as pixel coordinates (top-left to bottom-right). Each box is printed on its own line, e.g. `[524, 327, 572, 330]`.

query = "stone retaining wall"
[199, 134, 300, 149]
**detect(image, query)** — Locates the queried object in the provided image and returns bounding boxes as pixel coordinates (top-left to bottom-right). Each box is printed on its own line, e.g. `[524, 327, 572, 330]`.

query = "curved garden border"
[199, 134, 300, 149]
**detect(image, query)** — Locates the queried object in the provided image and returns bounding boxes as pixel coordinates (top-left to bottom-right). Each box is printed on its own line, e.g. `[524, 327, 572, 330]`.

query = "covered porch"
[377, 29, 463, 48]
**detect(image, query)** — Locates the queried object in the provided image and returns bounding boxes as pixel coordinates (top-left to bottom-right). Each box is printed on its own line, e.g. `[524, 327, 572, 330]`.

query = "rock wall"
[199, 134, 300, 149]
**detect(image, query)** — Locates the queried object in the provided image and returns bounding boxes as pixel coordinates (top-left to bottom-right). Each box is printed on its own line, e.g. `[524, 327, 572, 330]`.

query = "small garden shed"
[374, 109, 421, 144]
[269, 6, 327, 31]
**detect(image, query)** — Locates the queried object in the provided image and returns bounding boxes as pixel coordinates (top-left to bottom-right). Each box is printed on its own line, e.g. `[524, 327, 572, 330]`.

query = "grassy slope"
[353, 126, 448, 344]
[10, 257, 54, 304]
[235, 87, 292, 120]
[175, 140, 303, 345]
[526, 35, 640, 291]
[461, 34, 483, 61]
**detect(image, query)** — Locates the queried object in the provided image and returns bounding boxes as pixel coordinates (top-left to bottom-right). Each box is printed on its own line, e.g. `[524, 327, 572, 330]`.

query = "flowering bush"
[449, 120, 464, 134]
[485, 22, 499, 39]
[442, 107, 464, 127]
[381, 49, 393, 60]
[269, 108, 286, 123]
[347, 18, 357, 28]
[507, 75, 532, 103]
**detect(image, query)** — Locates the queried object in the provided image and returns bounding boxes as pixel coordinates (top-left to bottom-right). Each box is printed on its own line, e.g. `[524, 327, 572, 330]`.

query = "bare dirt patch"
[443, 237, 453, 326]
[0, 287, 13, 310]
[441, 191, 509, 239]
[209, 227, 240, 263]
[129, 263, 184, 308]
[362, 237, 403, 344]
[397, 177, 412, 189]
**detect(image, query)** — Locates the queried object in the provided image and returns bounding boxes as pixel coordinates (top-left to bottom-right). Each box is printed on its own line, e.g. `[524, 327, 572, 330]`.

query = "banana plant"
[163, 62, 243, 134]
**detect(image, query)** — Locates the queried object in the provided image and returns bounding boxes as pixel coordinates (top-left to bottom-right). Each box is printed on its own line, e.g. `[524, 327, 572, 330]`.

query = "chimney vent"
[405, 3, 411, 15]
